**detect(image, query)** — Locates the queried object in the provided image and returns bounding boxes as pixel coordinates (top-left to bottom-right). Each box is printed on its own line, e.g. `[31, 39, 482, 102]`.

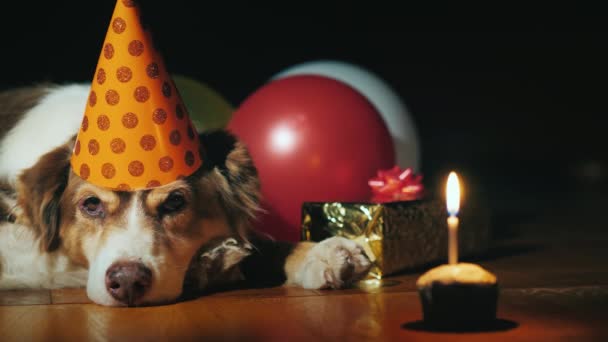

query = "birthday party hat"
[71, 0, 202, 190]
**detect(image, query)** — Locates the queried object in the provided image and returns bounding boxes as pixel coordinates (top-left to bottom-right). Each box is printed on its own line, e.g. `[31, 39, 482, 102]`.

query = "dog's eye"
[80, 196, 105, 218]
[160, 192, 186, 215]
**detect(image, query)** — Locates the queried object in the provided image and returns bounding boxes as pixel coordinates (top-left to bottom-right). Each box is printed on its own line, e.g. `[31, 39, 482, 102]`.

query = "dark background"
[2, 1, 606, 212]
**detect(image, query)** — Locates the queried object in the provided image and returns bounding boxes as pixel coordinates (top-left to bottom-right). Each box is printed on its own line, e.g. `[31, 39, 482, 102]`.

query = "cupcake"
[416, 263, 498, 329]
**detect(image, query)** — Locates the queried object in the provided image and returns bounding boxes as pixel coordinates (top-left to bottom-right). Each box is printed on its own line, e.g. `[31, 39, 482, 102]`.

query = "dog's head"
[16, 131, 259, 306]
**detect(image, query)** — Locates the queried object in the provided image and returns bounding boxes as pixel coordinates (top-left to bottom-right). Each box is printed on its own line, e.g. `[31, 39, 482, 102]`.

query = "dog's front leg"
[238, 236, 372, 290]
[284, 237, 372, 289]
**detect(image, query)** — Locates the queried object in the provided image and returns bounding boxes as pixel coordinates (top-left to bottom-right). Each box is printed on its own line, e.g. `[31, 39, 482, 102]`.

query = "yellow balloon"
[172, 74, 234, 131]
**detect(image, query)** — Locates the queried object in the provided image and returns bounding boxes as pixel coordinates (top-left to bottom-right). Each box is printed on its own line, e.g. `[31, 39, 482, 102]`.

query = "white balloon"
[272, 60, 421, 171]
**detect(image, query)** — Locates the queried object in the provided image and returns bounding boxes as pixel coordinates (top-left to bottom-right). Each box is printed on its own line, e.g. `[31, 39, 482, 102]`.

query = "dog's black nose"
[105, 262, 152, 306]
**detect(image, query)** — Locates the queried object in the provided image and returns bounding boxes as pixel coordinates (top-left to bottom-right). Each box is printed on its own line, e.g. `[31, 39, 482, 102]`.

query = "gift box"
[301, 199, 491, 279]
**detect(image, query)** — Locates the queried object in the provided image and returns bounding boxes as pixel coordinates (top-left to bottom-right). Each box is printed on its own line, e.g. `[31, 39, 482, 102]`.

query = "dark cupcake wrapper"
[419, 282, 498, 328]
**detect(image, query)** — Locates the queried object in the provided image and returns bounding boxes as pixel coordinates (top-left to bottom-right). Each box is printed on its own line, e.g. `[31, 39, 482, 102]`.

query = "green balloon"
[172, 74, 234, 131]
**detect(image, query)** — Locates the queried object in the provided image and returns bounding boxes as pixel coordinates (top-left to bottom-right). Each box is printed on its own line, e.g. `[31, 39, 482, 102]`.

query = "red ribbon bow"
[368, 166, 424, 203]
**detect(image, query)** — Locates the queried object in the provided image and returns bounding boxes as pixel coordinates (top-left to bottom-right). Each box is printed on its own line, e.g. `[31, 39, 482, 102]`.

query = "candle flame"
[446, 171, 460, 216]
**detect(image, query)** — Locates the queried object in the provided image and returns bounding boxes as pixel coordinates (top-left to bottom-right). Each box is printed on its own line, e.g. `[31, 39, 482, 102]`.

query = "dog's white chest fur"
[0, 84, 89, 184]
[0, 222, 88, 289]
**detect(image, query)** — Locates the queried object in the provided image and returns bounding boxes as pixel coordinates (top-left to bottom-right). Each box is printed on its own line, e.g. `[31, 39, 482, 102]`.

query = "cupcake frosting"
[416, 263, 497, 288]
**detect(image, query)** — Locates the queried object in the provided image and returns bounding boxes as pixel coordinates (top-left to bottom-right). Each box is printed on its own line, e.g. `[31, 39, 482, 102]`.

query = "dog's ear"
[197, 130, 261, 241]
[17, 140, 72, 252]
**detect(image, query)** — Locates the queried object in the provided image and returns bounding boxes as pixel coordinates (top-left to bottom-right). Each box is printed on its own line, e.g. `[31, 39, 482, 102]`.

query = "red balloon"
[227, 75, 395, 242]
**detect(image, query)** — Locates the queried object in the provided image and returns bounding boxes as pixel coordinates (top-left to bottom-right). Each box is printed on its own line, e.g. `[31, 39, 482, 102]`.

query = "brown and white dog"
[0, 84, 371, 306]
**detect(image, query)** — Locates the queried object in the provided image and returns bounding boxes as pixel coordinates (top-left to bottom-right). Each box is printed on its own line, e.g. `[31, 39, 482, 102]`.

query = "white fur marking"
[0, 84, 90, 185]
[293, 237, 372, 290]
[86, 197, 186, 306]
[0, 222, 88, 289]
[86, 197, 152, 306]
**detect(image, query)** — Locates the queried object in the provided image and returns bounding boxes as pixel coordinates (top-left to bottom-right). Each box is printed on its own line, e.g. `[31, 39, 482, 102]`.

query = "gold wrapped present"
[301, 199, 491, 279]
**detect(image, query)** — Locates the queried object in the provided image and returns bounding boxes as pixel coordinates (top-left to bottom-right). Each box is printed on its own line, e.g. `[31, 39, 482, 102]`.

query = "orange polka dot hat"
[71, 0, 202, 191]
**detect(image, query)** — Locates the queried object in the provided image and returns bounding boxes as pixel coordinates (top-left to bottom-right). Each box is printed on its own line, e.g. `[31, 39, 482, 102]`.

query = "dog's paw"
[200, 238, 252, 271]
[185, 238, 252, 292]
[295, 237, 372, 290]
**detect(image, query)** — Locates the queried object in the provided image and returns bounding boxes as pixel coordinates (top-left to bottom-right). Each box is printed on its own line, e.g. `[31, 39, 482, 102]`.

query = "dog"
[0, 84, 372, 306]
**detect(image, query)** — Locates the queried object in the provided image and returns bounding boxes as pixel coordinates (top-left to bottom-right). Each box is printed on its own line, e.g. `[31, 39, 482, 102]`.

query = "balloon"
[172, 74, 234, 131]
[228, 75, 395, 242]
[273, 60, 420, 171]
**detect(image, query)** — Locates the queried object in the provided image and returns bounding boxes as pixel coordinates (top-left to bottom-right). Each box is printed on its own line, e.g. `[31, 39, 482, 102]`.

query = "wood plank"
[0, 286, 606, 341]
[205, 283, 321, 298]
[0, 290, 50, 306]
[51, 288, 91, 305]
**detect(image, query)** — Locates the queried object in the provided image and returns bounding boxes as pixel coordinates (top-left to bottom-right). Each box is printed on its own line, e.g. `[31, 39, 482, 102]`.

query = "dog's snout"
[105, 262, 152, 306]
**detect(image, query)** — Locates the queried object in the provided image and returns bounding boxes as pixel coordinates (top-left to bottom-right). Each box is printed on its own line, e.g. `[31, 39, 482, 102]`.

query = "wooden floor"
[1, 191, 608, 341]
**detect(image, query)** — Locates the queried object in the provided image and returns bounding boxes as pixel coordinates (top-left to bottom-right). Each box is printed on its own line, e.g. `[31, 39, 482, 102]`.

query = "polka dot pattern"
[102, 163, 116, 179]
[89, 91, 97, 107]
[162, 82, 171, 98]
[74, 140, 81, 156]
[159, 156, 174, 172]
[175, 104, 184, 119]
[97, 115, 110, 131]
[185, 151, 195, 167]
[97, 68, 106, 84]
[71, 0, 202, 190]
[122, 112, 138, 128]
[116, 66, 132, 82]
[140, 135, 156, 151]
[80, 164, 90, 180]
[112, 17, 126, 34]
[116, 183, 131, 191]
[110, 138, 126, 153]
[134, 86, 150, 102]
[128, 161, 144, 177]
[81, 116, 89, 132]
[169, 130, 181, 145]
[153, 108, 167, 124]
[88, 139, 100, 155]
[146, 63, 159, 78]
[146, 180, 161, 188]
[128, 40, 144, 56]
[104, 43, 114, 59]
[105, 89, 120, 105]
